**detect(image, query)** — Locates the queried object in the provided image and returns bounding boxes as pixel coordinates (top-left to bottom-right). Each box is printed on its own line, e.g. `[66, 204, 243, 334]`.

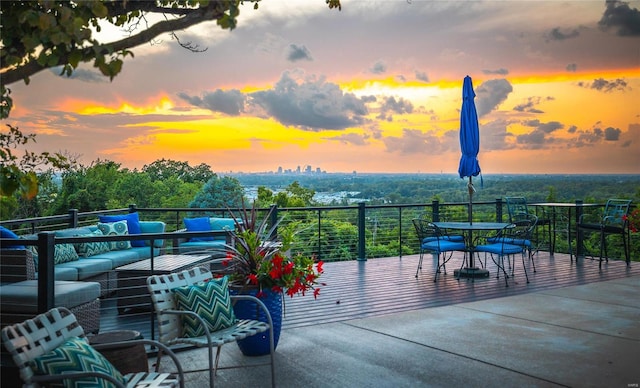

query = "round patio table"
[433, 221, 512, 279]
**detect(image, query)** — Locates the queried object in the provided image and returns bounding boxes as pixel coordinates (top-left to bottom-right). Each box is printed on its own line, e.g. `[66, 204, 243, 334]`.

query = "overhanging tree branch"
[1, 3, 226, 88]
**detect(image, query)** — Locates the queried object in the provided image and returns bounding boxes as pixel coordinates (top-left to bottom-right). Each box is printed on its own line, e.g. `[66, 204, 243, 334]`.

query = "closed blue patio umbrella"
[458, 75, 481, 224]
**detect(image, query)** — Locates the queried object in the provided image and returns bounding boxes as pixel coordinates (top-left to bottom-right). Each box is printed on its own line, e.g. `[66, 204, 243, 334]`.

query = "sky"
[4, 0, 640, 175]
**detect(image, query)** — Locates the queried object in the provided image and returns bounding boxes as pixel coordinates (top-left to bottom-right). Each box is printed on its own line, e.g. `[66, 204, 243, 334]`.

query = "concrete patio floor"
[153, 275, 640, 388]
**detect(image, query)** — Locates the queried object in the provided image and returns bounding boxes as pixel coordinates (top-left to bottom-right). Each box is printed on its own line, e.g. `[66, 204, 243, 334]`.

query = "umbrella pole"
[468, 176, 474, 224]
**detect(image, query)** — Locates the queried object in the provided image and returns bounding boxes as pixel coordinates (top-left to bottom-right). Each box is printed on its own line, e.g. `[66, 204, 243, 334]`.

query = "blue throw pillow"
[0, 225, 25, 249]
[184, 217, 214, 242]
[98, 212, 144, 247]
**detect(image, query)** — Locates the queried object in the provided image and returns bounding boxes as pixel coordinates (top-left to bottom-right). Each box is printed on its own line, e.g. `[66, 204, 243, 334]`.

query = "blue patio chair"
[475, 220, 534, 287]
[486, 213, 538, 273]
[576, 199, 632, 268]
[505, 196, 551, 258]
[412, 219, 466, 282]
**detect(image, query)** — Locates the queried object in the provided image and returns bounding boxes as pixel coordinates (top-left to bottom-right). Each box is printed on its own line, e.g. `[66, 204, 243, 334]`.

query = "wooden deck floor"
[100, 251, 640, 337]
[280, 251, 639, 329]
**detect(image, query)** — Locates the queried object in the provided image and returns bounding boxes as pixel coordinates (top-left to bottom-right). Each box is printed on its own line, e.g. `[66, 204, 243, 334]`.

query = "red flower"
[248, 273, 258, 285]
[313, 288, 321, 299]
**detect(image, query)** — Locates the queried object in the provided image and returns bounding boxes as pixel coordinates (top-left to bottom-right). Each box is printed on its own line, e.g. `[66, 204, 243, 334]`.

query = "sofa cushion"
[139, 221, 166, 248]
[209, 218, 236, 241]
[99, 212, 144, 247]
[184, 217, 214, 242]
[177, 240, 227, 254]
[75, 230, 111, 257]
[31, 336, 125, 388]
[0, 280, 100, 313]
[97, 221, 131, 251]
[54, 227, 95, 238]
[87, 249, 142, 268]
[57, 258, 113, 280]
[0, 226, 25, 249]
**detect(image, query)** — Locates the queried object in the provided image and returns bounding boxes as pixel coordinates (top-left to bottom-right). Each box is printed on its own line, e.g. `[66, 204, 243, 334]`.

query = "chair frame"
[505, 196, 552, 257]
[475, 221, 534, 287]
[1, 307, 184, 388]
[146, 266, 276, 388]
[577, 199, 632, 267]
[412, 219, 466, 282]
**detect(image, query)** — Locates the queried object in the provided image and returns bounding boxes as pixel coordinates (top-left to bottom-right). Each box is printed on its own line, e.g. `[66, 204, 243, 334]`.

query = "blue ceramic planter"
[232, 288, 283, 356]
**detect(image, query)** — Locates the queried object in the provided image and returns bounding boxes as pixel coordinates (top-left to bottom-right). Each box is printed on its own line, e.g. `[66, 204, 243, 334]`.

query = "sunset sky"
[4, 0, 640, 175]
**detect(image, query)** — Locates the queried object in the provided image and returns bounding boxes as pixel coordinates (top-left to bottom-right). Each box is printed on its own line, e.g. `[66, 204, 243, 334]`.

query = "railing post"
[128, 204, 138, 213]
[575, 200, 584, 258]
[496, 198, 503, 222]
[357, 202, 366, 261]
[398, 207, 403, 258]
[68, 209, 78, 228]
[269, 204, 278, 241]
[37, 232, 55, 313]
[432, 200, 440, 222]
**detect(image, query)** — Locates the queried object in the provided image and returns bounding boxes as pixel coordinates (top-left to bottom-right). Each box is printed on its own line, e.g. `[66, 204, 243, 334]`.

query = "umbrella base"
[454, 267, 490, 279]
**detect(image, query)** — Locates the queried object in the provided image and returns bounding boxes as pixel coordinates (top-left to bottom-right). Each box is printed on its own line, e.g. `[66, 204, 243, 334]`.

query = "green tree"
[0, 124, 72, 211]
[1, 0, 341, 119]
[189, 175, 244, 209]
[142, 159, 214, 183]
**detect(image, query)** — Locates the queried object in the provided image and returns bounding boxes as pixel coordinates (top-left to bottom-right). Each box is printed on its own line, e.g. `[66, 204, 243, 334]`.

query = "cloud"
[604, 126, 621, 141]
[369, 60, 387, 74]
[547, 27, 580, 41]
[178, 89, 246, 116]
[475, 79, 513, 117]
[415, 71, 429, 82]
[566, 63, 578, 72]
[250, 71, 369, 130]
[512, 96, 553, 113]
[482, 68, 509, 75]
[383, 128, 456, 155]
[480, 119, 514, 151]
[326, 132, 370, 146]
[578, 78, 629, 92]
[599, 0, 640, 36]
[51, 67, 108, 83]
[287, 44, 313, 62]
[377, 96, 414, 121]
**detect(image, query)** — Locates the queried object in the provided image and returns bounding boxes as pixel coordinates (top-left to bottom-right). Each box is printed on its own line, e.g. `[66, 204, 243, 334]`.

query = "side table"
[88, 330, 148, 374]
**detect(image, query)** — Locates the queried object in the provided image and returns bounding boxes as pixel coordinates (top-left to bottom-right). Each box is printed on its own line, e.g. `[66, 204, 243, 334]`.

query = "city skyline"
[3, 0, 640, 175]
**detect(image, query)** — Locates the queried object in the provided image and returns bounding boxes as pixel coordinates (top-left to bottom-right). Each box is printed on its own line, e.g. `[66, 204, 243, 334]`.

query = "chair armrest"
[230, 294, 274, 329]
[93, 338, 185, 386]
[30, 371, 128, 388]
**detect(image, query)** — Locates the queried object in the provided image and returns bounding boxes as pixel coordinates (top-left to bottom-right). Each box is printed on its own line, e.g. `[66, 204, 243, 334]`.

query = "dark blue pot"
[231, 288, 282, 356]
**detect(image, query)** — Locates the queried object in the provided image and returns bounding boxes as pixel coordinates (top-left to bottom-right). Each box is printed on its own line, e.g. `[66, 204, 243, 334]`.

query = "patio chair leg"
[415, 252, 424, 278]
[214, 346, 222, 376]
[521, 252, 529, 283]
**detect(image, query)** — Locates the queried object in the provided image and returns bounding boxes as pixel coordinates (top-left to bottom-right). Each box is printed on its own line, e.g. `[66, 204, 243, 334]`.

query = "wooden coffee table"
[116, 254, 211, 314]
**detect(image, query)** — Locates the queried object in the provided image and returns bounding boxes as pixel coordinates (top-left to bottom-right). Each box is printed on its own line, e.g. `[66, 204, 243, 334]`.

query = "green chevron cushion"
[75, 230, 111, 257]
[30, 336, 125, 388]
[97, 220, 131, 250]
[173, 276, 236, 337]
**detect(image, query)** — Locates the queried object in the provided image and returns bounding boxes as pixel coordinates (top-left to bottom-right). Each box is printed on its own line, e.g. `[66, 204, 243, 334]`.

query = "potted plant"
[219, 201, 324, 355]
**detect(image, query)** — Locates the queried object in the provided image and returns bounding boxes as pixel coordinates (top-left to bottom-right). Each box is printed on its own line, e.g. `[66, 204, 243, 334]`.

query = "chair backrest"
[146, 266, 212, 343]
[510, 213, 538, 240]
[603, 199, 632, 226]
[412, 218, 446, 243]
[505, 197, 529, 223]
[1, 307, 85, 385]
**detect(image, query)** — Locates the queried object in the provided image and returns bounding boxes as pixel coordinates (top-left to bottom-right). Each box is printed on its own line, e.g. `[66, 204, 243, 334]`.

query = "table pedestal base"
[454, 267, 490, 279]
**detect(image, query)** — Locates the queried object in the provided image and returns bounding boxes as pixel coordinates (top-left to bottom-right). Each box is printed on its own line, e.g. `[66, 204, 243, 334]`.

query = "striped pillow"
[173, 276, 236, 337]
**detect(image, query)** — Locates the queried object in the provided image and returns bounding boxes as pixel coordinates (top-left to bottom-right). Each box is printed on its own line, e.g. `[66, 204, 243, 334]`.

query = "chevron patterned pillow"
[30, 336, 125, 388]
[173, 276, 236, 337]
